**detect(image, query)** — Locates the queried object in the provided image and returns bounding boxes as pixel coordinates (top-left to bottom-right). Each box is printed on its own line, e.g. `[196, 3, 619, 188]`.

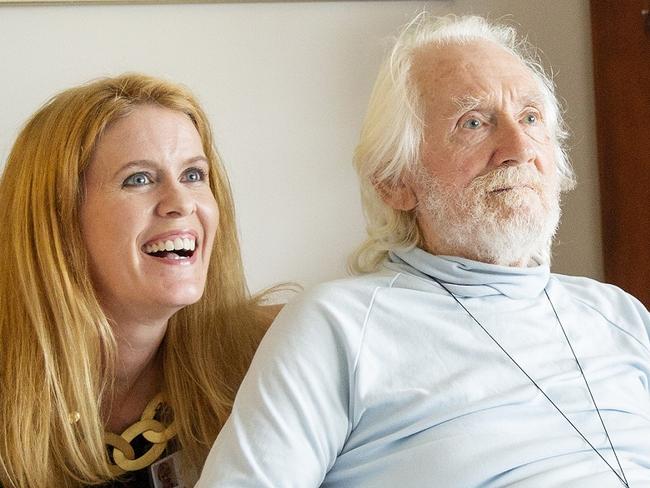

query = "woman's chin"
[158, 289, 205, 313]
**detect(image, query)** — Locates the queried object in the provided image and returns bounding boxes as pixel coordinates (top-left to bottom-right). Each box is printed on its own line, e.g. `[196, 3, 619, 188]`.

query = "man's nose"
[493, 119, 536, 167]
[156, 183, 195, 217]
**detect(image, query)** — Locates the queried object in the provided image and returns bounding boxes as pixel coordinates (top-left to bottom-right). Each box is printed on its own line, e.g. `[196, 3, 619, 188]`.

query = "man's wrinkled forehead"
[412, 41, 545, 112]
[412, 39, 525, 77]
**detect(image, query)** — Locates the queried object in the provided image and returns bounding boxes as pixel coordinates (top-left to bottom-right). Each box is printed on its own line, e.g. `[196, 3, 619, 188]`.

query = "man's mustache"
[470, 165, 546, 194]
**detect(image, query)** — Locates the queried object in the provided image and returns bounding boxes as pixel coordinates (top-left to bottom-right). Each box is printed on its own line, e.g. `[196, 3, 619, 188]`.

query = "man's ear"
[373, 176, 418, 212]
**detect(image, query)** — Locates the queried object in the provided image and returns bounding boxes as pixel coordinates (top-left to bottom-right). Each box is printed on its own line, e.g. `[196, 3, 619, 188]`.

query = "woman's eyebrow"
[111, 159, 158, 179]
[111, 156, 208, 179]
[182, 155, 209, 167]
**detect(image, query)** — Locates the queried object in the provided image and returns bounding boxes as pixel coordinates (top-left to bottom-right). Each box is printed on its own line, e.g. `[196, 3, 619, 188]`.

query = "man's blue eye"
[123, 172, 152, 187]
[462, 118, 482, 129]
[524, 113, 538, 125]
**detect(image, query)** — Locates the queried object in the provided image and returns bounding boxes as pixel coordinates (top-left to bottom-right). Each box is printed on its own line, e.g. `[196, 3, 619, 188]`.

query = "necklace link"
[105, 393, 177, 475]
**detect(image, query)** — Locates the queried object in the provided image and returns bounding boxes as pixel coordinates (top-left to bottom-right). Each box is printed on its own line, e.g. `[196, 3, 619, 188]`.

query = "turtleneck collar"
[387, 247, 550, 299]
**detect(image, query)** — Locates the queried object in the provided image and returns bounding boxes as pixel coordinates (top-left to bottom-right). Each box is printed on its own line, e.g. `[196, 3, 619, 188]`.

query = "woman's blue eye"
[462, 118, 482, 129]
[123, 172, 152, 187]
[182, 168, 207, 183]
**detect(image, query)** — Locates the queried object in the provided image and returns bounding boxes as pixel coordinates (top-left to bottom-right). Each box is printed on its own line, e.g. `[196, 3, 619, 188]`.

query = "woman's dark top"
[102, 435, 180, 487]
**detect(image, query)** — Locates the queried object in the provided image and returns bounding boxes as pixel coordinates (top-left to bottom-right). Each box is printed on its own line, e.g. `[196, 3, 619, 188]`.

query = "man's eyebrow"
[451, 95, 486, 116]
[518, 91, 547, 108]
[449, 92, 547, 119]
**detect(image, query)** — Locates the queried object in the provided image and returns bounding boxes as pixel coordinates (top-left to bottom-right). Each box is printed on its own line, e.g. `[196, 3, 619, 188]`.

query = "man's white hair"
[350, 13, 576, 274]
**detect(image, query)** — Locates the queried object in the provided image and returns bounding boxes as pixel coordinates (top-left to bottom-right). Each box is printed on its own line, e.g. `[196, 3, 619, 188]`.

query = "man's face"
[393, 41, 561, 266]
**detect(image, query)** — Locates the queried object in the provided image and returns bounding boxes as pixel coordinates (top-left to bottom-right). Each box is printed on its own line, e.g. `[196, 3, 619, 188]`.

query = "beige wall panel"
[0, 0, 601, 291]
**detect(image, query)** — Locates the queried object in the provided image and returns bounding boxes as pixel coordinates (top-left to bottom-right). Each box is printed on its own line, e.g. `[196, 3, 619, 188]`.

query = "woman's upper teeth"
[144, 237, 196, 254]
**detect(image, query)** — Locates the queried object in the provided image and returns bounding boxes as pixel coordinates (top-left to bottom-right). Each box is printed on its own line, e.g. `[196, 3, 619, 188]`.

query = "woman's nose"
[156, 183, 195, 217]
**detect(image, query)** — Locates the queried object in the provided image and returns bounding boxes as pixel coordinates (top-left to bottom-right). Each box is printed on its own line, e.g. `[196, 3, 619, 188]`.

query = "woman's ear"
[373, 176, 417, 211]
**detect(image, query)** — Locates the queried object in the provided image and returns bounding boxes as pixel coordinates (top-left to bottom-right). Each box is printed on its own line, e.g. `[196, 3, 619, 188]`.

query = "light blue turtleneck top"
[198, 249, 650, 487]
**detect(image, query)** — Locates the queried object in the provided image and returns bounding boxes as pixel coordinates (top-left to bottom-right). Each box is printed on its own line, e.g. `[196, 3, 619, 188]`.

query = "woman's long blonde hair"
[0, 74, 264, 487]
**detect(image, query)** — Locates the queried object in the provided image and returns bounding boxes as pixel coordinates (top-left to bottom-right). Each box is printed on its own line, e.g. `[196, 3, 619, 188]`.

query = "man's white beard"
[417, 164, 561, 266]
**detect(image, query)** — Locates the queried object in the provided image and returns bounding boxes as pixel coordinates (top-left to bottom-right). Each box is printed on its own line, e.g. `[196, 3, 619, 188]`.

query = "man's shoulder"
[301, 269, 404, 306]
[275, 267, 418, 327]
[552, 273, 635, 300]
[550, 273, 648, 322]
[264, 271, 405, 353]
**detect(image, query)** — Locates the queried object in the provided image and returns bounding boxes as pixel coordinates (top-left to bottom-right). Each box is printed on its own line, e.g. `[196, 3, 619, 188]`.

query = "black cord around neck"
[431, 276, 629, 488]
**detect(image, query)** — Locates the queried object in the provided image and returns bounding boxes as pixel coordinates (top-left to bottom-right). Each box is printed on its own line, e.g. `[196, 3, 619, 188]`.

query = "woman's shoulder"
[256, 303, 284, 330]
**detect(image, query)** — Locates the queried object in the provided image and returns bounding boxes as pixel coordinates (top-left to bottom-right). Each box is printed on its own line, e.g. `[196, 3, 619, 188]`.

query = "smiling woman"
[81, 105, 221, 335]
[0, 74, 279, 487]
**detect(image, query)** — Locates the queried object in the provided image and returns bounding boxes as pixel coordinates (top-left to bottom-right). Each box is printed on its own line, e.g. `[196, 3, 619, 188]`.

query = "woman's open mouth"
[143, 237, 197, 260]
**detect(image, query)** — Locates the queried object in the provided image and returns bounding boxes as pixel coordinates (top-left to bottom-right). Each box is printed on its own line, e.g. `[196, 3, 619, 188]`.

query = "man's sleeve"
[196, 285, 361, 487]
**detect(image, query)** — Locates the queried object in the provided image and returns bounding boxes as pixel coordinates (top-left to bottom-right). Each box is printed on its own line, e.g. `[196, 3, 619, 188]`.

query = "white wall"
[0, 0, 601, 292]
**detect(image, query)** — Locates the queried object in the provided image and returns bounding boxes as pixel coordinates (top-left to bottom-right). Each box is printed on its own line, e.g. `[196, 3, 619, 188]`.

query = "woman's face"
[80, 104, 219, 325]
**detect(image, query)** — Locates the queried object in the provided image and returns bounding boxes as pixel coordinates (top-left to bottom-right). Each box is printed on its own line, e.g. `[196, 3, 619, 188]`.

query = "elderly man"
[198, 15, 650, 487]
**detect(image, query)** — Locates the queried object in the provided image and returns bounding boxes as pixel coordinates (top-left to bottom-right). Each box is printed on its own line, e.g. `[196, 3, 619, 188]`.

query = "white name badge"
[149, 451, 186, 488]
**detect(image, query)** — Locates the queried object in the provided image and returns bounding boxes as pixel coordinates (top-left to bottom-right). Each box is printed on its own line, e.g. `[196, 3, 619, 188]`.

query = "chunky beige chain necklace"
[104, 393, 177, 475]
